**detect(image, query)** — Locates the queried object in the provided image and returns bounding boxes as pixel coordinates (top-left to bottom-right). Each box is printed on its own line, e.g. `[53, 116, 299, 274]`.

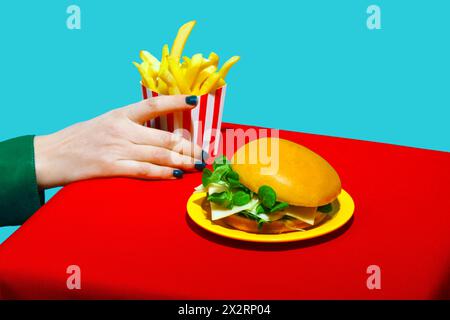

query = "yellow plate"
[187, 189, 355, 243]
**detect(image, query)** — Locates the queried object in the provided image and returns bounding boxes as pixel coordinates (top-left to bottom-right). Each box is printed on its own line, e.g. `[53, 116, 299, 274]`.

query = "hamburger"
[194, 137, 341, 234]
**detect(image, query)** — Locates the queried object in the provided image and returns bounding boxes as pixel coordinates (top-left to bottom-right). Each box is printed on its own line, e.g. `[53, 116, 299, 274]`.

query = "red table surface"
[0, 123, 449, 300]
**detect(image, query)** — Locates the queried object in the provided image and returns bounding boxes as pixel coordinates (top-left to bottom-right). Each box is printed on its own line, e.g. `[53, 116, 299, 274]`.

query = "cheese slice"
[193, 184, 205, 193]
[283, 206, 317, 225]
[211, 197, 259, 221]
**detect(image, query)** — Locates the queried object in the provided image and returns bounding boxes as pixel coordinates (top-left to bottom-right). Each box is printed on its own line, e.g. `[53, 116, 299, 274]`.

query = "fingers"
[129, 124, 203, 161]
[114, 160, 181, 180]
[126, 95, 198, 123]
[129, 144, 200, 171]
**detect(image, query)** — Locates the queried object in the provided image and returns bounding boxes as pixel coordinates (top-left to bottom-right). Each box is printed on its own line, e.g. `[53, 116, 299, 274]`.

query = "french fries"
[170, 20, 196, 62]
[133, 20, 239, 95]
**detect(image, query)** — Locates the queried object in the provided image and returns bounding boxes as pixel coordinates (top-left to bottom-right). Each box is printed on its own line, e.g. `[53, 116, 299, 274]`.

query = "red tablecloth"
[0, 123, 449, 299]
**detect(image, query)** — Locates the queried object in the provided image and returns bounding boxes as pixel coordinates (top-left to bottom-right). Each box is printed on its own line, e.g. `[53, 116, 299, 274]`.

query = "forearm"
[34, 131, 75, 189]
[0, 96, 200, 227]
[0, 135, 44, 226]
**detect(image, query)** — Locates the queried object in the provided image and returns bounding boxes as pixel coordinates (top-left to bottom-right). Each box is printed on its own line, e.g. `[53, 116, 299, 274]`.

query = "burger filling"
[195, 156, 333, 230]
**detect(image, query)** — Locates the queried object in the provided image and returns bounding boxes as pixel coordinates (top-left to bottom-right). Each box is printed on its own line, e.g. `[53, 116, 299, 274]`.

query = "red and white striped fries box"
[141, 84, 227, 157]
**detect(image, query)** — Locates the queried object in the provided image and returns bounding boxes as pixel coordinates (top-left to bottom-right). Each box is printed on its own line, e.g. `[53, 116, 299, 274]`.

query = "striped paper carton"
[141, 84, 227, 157]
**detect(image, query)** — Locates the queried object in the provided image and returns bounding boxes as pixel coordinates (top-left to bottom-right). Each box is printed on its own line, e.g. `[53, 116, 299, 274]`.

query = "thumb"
[126, 95, 198, 123]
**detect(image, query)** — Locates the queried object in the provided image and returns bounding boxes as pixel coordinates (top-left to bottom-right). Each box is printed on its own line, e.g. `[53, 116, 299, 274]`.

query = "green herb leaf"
[225, 170, 239, 183]
[203, 164, 231, 187]
[232, 191, 251, 206]
[228, 180, 241, 189]
[270, 201, 289, 213]
[202, 168, 213, 187]
[235, 183, 251, 194]
[255, 204, 267, 214]
[212, 164, 231, 180]
[318, 203, 333, 214]
[207, 191, 232, 208]
[226, 170, 239, 180]
[258, 185, 277, 208]
[225, 170, 240, 188]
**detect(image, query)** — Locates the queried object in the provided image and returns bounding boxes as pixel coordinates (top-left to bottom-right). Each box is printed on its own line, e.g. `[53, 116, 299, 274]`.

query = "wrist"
[34, 134, 60, 189]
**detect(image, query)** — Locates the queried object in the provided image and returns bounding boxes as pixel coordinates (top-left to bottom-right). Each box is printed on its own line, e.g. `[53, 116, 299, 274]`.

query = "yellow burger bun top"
[231, 137, 341, 207]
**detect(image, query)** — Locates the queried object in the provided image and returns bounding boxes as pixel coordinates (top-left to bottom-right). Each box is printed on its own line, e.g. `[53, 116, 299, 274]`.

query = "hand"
[34, 95, 204, 189]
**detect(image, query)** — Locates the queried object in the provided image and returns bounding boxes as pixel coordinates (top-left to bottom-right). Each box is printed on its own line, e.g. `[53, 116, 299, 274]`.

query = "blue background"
[1, 0, 449, 243]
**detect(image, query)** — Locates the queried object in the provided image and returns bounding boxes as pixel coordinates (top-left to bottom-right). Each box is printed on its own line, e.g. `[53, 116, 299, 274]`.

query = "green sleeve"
[0, 135, 44, 226]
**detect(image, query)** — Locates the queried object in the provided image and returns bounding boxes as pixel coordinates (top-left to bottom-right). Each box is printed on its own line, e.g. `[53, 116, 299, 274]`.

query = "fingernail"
[195, 161, 206, 171]
[185, 95, 198, 106]
[173, 169, 184, 179]
[202, 150, 209, 161]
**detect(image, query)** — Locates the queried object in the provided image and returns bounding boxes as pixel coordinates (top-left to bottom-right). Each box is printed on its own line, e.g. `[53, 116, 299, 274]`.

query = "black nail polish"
[185, 95, 198, 106]
[202, 150, 209, 162]
[195, 161, 206, 171]
[173, 169, 184, 179]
